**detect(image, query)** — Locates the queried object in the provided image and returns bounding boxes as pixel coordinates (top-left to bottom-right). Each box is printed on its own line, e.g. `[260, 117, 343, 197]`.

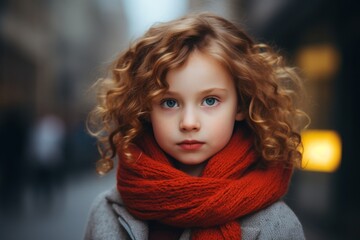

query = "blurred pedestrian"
[27, 113, 65, 213]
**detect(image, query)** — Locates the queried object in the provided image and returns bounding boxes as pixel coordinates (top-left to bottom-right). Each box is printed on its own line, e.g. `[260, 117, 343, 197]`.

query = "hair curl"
[87, 12, 309, 175]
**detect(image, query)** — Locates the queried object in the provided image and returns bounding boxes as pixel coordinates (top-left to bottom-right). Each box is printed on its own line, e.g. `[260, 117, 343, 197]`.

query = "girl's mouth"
[177, 140, 204, 150]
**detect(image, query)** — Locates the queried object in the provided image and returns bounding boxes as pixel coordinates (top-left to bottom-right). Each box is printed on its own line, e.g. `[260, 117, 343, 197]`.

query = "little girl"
[85, 12, 307, 240]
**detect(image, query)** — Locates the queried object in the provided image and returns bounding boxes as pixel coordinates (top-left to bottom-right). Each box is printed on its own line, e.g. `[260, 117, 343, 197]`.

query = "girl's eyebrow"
[200, 88, 228, 95]
[165, 88, 228, 96]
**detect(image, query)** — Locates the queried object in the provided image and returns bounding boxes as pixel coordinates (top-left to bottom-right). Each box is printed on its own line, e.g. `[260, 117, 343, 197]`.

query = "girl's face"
[150, 51, 244, 175]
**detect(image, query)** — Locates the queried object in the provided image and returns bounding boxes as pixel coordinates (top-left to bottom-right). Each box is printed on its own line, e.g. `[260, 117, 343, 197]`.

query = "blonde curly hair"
[87, 12, 309, 174]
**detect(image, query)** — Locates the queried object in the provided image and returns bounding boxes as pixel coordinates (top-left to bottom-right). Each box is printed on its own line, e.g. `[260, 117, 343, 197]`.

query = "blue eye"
[161, 99, 178, 108]
[203, 97, 218, 106]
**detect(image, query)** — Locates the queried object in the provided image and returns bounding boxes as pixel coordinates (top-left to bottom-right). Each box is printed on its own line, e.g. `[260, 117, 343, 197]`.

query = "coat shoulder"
[241, 201, 305, 240]
[84, 188, 129, 240]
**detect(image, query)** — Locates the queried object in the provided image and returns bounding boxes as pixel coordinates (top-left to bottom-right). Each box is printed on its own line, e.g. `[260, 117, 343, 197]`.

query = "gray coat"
[84, 187, 305, 240]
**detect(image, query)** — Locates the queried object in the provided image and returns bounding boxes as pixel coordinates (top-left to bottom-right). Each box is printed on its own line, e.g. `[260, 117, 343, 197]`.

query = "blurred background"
[0, 0, 358, 239]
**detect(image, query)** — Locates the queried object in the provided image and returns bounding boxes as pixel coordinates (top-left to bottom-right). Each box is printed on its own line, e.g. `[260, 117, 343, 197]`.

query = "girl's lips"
[178, 140, 204, 150]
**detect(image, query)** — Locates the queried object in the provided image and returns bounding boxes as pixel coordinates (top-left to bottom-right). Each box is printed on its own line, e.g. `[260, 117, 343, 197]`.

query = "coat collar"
[106, 187, 260, 240]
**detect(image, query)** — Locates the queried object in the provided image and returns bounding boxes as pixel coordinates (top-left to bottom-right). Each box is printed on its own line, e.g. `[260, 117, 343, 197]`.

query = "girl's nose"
[179, 108, 200, 132]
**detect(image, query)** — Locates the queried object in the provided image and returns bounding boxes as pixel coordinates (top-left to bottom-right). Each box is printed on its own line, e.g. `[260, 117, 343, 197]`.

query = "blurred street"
[0, 170, 116, 240]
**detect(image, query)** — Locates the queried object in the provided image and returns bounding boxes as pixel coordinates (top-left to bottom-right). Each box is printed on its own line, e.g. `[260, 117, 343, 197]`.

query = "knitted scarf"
[117, 127, 292, 240]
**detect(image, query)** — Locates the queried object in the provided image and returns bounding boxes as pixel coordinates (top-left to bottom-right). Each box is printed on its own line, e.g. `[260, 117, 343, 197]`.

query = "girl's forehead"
[169, 51, 231, 77]
[165, 52, 235, 91]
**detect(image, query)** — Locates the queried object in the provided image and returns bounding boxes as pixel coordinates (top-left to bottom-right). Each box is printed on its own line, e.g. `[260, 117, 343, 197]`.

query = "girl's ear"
[235, 111, 245, 121]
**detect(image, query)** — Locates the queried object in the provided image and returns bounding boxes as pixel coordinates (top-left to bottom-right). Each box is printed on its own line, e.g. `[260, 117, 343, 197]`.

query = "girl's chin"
[170, 157, 210, 177]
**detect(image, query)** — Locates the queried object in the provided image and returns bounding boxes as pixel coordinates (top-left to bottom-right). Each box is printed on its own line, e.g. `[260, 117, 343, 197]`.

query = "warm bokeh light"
[296, 43, 341, 81]
[301, 130, 342, 172]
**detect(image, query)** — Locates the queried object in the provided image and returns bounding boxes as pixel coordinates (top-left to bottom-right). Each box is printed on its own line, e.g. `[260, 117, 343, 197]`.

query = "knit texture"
[117, 127, 292, 240]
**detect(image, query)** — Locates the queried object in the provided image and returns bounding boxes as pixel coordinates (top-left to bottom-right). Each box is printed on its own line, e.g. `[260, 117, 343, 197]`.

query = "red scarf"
[117, 127, 292, 240]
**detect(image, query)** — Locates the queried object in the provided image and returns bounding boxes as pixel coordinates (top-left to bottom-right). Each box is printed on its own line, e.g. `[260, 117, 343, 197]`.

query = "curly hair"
[87, 12, 309, 175]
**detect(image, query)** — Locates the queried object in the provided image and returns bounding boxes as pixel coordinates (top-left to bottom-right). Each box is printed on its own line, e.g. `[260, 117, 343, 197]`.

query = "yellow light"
[296, 44, 341, 81]
[301, 130, 342, 172]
